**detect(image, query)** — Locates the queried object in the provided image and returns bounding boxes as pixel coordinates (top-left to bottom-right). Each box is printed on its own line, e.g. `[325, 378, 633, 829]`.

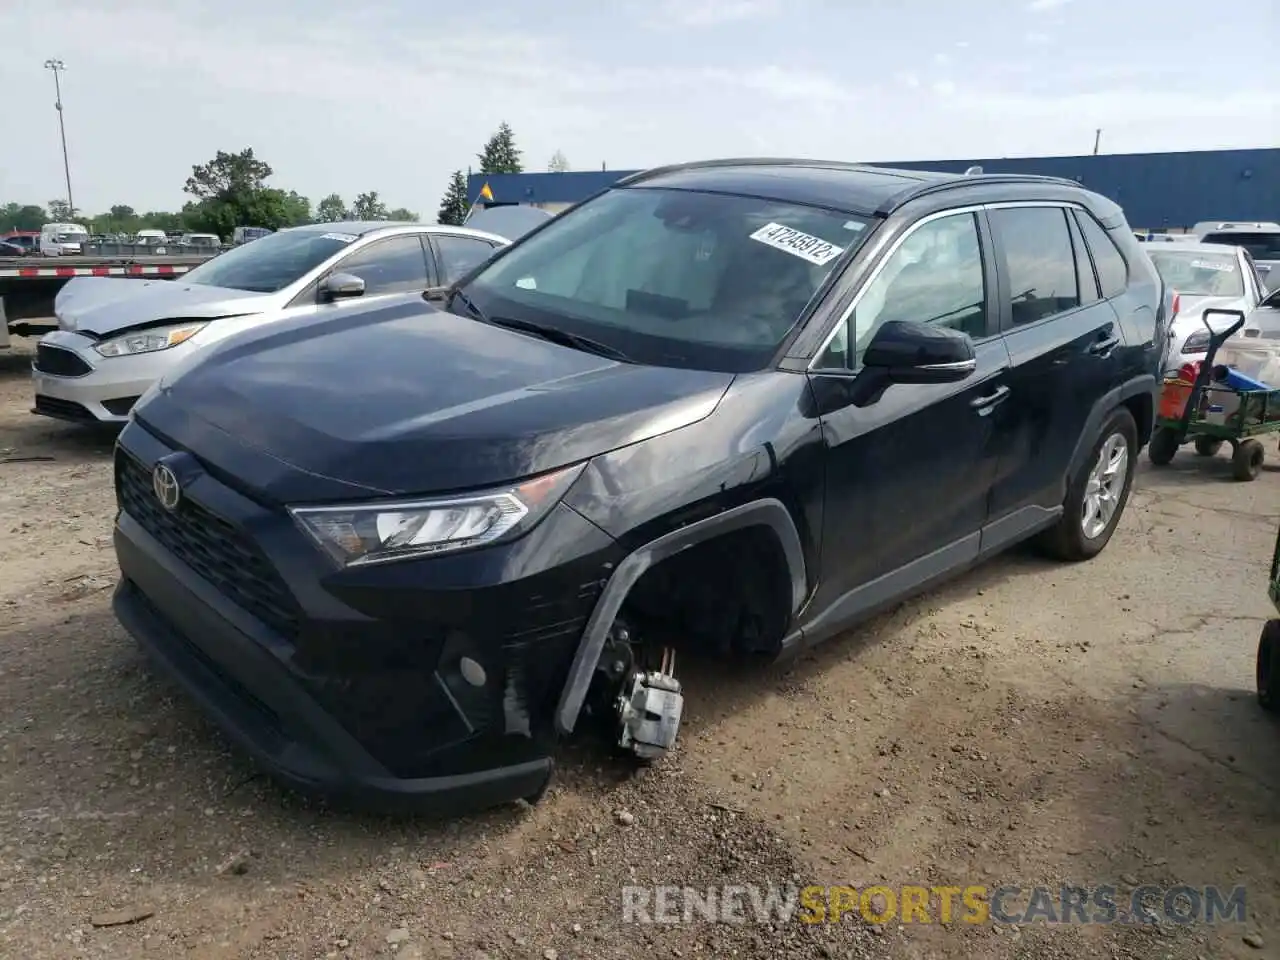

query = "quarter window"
[991, 207, 1079, 325]
[816, 212, 987, 369]
[1074, 211, 1128, 299]
[333, 235, 429, 295]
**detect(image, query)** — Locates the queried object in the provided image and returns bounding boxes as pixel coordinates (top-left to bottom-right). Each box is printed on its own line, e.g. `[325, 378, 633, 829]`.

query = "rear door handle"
[970, 384, 1011, 415]
[1088, 336, 1120, 357]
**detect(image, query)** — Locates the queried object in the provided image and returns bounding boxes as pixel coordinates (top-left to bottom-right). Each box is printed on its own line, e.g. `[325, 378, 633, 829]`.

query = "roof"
[623, 161, 954, 215]
[284, 221, 509, 243]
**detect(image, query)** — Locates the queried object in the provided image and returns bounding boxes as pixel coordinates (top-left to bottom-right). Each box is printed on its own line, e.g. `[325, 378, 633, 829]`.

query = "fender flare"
[1064, 374, 1157, 489]
[553, 498, 808, 736]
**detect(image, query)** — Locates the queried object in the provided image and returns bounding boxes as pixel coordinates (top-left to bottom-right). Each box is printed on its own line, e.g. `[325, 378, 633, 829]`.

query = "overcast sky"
[5, 0, 1277, 218]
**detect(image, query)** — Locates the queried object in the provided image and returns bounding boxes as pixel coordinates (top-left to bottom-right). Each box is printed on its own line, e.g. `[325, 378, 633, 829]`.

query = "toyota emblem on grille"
[152, 463, 181, 511]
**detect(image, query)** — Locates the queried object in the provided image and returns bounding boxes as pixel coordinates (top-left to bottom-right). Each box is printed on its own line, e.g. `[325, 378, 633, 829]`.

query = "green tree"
[386, 207, 419, 222]
[351, 191, 389, 221]
[316, 194, 348, 222]
[183, 147, 288, 239]
[477, 122, 523, 174]
[48, 199, 75, 221]
[436, 171, 469, 226]
[0, 203, 48, 231]
[548, 149, 570, 173]
[275, 189, 312, 226]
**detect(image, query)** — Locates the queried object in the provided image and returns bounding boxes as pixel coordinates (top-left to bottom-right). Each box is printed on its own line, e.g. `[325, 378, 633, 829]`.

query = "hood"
[54, 276, 269, 337]
[138, 298, 733, 501]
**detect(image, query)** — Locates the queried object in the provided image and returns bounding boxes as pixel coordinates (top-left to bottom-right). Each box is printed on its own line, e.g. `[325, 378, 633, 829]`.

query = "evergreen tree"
[477, 122, 523, 174]
[437, 171, 470, 226]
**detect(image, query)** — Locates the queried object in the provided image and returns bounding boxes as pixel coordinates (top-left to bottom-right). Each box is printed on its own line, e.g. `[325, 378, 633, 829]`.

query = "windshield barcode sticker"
[749, 223, 844, 266]
[320, 233, 358, 243]
[1189, 259, 1234, 272]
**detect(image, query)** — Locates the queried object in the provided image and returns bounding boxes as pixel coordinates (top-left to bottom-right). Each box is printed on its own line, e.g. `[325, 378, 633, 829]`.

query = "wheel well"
[622, 526, 793, 660]
[1121, 391, 1153, 446]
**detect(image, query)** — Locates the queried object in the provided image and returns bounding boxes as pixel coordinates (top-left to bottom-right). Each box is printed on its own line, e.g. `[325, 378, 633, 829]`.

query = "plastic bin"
[1216, 341, 1280, 389]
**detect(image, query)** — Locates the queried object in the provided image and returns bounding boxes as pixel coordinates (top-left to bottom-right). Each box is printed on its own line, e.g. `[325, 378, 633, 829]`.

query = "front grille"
[35, 343, 93, 377]
[33, 395, 96, 422]
[116, 453, 301, 641]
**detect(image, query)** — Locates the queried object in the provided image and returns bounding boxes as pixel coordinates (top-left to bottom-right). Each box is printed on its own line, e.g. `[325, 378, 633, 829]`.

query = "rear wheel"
[1258, 621, 1280, 712]
[1231, 439, 1265, 481]
[1148, 426, 1180, 466]
[1039, 407, 1138, 562]
[1193, 436, 1223, 457]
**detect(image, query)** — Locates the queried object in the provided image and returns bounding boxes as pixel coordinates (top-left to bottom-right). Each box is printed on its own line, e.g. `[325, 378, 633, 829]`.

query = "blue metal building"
[468, 147, 1278, 230]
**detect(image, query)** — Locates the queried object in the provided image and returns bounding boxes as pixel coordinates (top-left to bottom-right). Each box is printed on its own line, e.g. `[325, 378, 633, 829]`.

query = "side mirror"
[319, 272, 365, 301]
[423, 285, 450, 302]
[862, 320, 977, 384]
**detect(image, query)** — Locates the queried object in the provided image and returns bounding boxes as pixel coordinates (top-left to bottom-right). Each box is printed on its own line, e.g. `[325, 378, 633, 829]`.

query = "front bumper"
[32, 330, 185, 424]
[111, 421, 619, 812]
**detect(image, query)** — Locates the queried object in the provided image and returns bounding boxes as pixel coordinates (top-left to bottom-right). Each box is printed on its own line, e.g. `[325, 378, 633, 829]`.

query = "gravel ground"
[2, 334, 1279, 960]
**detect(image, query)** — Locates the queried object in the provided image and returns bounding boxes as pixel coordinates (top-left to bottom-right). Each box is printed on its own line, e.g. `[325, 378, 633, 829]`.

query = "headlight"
[95, 322, 207, 357]
[289, 464, 585, 567]
[1181, 329, 1209, 354]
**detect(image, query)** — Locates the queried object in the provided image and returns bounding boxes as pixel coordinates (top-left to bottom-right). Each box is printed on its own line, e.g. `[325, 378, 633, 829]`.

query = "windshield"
[181, 229, 355, 293]
[1201, 232, 1280, 261]
[464, 187, 871, 371]
[1148, 250, 1244, 298]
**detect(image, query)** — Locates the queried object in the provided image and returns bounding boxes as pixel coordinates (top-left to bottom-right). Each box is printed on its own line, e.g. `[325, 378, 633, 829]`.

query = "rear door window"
[432, 234, 500, 284]
[990, 207, 1080, 326]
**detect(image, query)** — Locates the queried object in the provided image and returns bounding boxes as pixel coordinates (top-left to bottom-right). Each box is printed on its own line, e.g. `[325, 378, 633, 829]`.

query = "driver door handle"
[970, 384, 1011, 415]
[1088, 336, 1120, 357]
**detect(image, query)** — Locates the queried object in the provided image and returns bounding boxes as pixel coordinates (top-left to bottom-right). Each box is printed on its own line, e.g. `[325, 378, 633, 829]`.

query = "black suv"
[110, 160, 1169, 812]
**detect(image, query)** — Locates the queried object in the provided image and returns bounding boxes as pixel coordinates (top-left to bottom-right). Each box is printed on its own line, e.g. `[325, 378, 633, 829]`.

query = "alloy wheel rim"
[1082, 433, 1129, 540]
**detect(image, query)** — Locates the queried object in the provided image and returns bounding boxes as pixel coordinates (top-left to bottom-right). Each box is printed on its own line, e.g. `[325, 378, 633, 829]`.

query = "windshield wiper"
[486, 315, 633, 363]
[436, 286, 631, 362]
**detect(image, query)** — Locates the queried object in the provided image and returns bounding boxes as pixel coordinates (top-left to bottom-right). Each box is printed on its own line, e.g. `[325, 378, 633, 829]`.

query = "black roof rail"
[615, 157, 939, 188]
[875, 172, 1085, 216]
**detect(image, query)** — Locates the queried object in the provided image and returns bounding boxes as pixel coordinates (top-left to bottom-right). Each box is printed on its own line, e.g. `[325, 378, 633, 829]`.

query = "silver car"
[1193, 222, 1280, 291]
[1146, 242, 1266, 371]
[31, 221, 511, 424]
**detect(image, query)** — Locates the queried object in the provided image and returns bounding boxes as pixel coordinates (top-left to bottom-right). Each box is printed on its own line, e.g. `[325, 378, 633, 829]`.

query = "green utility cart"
[1148, 310, 1280, 482]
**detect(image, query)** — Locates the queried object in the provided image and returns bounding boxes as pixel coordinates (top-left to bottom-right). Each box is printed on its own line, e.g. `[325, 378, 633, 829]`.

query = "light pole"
[43, 58, 75, 218]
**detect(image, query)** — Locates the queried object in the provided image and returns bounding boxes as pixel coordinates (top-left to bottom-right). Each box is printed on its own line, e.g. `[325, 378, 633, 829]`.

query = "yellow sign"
[477, 182, 494, 202]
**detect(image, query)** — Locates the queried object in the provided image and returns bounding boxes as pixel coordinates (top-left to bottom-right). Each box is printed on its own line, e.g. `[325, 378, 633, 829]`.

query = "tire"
[1147, 426, 1180, 466]
[1231, 439, 1265, 481]
[1193, 436, 1223, 457]
[1258, 620, 1280, 712]
[1038, 407, 1139, 562]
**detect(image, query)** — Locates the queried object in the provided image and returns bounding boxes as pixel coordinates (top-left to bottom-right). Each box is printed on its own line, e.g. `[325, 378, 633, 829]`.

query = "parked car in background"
[1193, 222, 1280, 290]
[2, 232, 39, 254]
[1147, 242, 1266, 370]
[31, 221, 511, 424]
[39, 222, 89, 256]
[179, 232, 222, 250]
[106, 160, 1168, 812]
[232, 226, 273, 245]
[0, 239, 29, 256]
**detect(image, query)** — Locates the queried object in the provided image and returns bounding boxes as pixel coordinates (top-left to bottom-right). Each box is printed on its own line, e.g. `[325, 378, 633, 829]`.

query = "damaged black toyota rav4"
[111, 160, 1169, 812]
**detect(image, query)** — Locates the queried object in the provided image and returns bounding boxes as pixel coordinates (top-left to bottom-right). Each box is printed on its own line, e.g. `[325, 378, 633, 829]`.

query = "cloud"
[933, 52, 952, 66]
[896, 72, 923, 89]
[1026, 0, 1073, 10]
[640, 0, 784, 27]
[1025, 31, 1053, 44]
[932, 80, 958, 97]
